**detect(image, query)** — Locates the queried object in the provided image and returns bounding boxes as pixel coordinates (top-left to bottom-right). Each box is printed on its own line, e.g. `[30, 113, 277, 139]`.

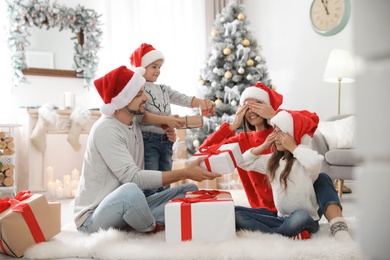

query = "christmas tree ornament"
[213, 67, 219, 73]
[224, 71, 232, 79]
[271, 84, 277, 90]
[211, 29, 218, 37]
[67, 107, 91, 151]
[238, 67, 245, 74]
[255, 55, 262, 62]
[246, 59, 254, 66]
[211, 81, 217, 87]
[215, 98, 223, 106]
[30, 104, 57, 152]
[237, 13, 245, 20]
[193, 139, 200, 149]
[247, 74, 253, 80]
[231, 100, 237, 106]
[242, 38, 250, 47]
[223, 48, 231, 55]
[199, 79, 205, 85]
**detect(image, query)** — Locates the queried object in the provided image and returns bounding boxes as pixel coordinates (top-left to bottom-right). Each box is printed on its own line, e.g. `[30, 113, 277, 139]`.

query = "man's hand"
[165, 127, 177, 142]
[185, 157, 222, 182]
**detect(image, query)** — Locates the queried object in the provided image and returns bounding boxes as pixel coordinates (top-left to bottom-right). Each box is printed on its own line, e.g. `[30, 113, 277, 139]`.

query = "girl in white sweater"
[238, 110, 323, 240]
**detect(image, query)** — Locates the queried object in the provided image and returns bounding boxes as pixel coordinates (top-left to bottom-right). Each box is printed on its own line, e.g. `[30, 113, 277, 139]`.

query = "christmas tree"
[186, 0, 272, 155]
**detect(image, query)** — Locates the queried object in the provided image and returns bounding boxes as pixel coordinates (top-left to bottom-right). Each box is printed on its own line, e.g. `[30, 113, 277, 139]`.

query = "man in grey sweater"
[74, 66, 220, 233]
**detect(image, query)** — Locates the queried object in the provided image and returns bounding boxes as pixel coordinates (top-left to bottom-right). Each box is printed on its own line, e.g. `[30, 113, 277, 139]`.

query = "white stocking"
[30, 104, 56, 152]
[67, 107, 91, 151]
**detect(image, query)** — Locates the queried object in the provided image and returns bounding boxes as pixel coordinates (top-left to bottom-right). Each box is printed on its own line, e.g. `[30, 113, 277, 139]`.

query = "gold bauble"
[223, 48, 231, 55]
[199, 79, 205, 85]
[242, 38, 250, 47]
[237, 13, 245, 21]
[224, 71, 232, 79]
[215, 98, 223, 106]
[271, 84, 277, 90]
[211, 29, 218, 37]
[246, 59, 254, 66]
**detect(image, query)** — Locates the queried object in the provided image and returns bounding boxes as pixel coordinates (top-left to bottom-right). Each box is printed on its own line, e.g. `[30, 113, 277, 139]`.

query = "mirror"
[6, 0, 102, 88]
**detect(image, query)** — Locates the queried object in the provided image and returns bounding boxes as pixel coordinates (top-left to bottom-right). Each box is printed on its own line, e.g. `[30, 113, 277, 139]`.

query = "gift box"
[177, 115, 203, 129]
[165, 190, 235, 243]
[187, 143, 243, 174]
[48, 201, 61, 231]
[0, 191, 61, 257]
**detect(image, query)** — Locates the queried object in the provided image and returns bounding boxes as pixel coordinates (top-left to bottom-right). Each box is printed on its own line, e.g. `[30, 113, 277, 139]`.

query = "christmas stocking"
[30, 104, 56, 152]
[67, 107, 91, 151]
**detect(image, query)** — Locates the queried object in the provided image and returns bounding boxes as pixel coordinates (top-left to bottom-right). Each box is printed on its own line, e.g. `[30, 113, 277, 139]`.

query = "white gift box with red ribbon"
[165, 190, 236, 243]
[187, 143, 243, 174]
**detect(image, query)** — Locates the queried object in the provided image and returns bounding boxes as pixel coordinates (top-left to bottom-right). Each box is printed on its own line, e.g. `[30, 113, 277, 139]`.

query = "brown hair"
[266, 146, 294, 191]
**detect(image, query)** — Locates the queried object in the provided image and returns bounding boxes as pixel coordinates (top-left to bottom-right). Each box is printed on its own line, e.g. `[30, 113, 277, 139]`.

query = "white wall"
[244, 0, 355, 120]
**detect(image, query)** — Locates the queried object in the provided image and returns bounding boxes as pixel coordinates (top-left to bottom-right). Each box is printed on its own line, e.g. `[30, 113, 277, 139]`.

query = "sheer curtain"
[97, 0, 210, 114]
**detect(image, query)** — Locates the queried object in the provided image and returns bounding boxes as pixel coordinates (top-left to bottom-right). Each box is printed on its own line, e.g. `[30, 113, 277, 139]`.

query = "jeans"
[235, 206, 319, 236]
[234, 173, 339, 236]
[142, 131, 174, 197]
[78, 182, 198, 233]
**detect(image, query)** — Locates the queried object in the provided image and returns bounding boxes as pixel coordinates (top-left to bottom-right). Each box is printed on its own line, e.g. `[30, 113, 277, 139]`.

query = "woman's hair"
[267, 147, 294, 191]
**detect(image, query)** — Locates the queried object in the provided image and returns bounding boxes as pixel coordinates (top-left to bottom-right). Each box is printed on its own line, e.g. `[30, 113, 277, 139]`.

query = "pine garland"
[5, 0, 103, 88]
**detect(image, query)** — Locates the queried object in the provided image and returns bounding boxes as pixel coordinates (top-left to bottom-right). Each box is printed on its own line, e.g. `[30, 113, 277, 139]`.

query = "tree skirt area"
[24, 190, 365, 260]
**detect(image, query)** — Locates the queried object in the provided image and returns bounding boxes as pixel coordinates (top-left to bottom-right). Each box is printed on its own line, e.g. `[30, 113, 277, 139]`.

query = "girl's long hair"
[243, 116, 272, 145]
[266, 147, 294, 191]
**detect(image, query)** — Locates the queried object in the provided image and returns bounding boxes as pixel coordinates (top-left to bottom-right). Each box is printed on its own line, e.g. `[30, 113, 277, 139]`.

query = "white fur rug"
[24, 190, 365, 260]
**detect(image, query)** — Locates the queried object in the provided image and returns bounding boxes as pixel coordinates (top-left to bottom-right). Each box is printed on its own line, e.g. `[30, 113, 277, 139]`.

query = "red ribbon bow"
[0, 190, 32, 213]
[193, 141, 238, 172]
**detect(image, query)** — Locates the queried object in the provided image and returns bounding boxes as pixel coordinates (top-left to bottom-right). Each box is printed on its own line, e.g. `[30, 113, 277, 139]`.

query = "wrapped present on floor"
[0, 191, 61, 257]
[187, 143, 243, 174]
[165, 190, 235, 243]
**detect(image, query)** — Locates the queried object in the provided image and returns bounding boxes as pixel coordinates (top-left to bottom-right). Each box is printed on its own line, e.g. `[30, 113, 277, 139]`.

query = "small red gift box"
[0, 191, 61, 257]
[165, 190, 235, 243]
[187, 143, 243, 174]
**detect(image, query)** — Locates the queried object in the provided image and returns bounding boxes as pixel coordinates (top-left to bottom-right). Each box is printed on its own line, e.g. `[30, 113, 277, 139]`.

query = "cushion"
[317, 115, 356, 150]
[325, 149, 361, 166]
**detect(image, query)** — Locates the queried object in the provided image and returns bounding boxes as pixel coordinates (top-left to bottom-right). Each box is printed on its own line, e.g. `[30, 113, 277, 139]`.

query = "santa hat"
[129, 43, 165, 75]
[270, 110, 319, 145]
[239, 82, 283, 110]
[94, 66, 146, 116]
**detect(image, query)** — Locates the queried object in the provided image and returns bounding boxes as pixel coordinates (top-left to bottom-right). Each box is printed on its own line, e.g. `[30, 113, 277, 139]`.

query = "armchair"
[310, 114, 362, 198]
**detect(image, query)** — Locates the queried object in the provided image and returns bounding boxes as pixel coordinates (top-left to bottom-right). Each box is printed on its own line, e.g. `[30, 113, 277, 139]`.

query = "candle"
[55, 179, 63, 190]
[47, 181, 56, 197]
[63, 174, 71, 184]
[72, 168, 80, 181]
[56, 186, 64, 198]
[47, 166, 54, 182]
[64, 180, 71, 197]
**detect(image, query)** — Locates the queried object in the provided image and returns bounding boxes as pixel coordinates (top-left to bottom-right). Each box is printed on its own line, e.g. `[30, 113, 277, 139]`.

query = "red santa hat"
[270, 110, 319, 145]
[94, 66, 146, 116]
[129, 43, 165, 75]
[239, 82, 283, 110]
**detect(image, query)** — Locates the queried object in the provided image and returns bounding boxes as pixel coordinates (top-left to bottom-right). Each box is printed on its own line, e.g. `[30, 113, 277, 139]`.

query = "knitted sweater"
[200, 122, 276, 212]
[136, 82, 194, 135]
[239, 146, 324, 220]
[74, 115, 162, 228]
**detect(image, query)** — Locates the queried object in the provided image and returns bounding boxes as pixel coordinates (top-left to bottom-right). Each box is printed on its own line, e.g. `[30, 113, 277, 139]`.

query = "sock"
[290, 230, 310, 240]
[30, 104, 56, 152]
[330, 217, 352, 241]
[67, 107, 91, 151]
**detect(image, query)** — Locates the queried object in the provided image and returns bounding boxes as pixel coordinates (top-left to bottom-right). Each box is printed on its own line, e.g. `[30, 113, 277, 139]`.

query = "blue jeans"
[235, 173, 340, 236]
[78, 182, 198, 233]
[142, 131, 174, 197]
[235, 206, 319, 236]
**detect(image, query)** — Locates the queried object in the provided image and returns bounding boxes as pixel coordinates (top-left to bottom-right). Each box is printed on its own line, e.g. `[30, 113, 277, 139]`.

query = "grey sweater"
[136, 82, 194, 134]
[74, 115, 162, 228]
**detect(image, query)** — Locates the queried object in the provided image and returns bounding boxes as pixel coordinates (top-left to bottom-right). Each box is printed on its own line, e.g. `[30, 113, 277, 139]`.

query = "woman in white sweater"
[237, 110, 323, 240]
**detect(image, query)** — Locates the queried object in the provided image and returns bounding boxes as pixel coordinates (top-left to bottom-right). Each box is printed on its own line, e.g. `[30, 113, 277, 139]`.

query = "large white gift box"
[165, 190, 236, 243]
[187, 143, 243, 174]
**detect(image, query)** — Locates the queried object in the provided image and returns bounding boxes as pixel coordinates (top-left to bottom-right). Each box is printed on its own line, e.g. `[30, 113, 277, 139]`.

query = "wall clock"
[310, 0, 351, 36]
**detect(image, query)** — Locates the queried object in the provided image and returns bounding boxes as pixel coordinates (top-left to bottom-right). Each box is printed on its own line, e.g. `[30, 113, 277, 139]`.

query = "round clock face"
[310, 0, 351, 36]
